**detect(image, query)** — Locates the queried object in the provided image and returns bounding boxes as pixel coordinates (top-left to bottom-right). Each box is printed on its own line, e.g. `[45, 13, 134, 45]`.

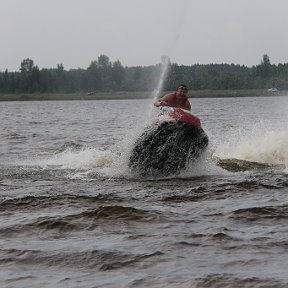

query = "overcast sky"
[1, 0, 288, 71]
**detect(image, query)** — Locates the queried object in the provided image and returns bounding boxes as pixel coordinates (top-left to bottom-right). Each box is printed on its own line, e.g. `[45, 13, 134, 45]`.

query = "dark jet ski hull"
[129, 119, 208, 175]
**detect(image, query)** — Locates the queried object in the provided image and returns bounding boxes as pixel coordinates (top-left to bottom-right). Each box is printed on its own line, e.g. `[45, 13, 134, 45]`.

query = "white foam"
[181, 151, 226, 177]
[216, 129, 288, 165]
[26, 148, 116, 170]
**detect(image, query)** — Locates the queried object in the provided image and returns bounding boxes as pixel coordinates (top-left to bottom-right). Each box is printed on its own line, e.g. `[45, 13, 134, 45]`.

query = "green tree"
[20, 58, 34, 73]
[111, 60, 125, 90]
[97, 55, 112, 90]
[261, 54, 271, 66]
[87, 60, 101, 90]
[255, 54, 272, 78]
[20, 58, 37, 92]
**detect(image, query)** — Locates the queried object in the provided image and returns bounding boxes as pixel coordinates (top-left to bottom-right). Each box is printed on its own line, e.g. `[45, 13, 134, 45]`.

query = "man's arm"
[184, 100, 191, 111]
[153, 93, 174, 107]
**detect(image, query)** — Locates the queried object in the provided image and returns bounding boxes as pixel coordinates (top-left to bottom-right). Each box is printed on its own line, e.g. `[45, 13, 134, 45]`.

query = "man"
[153, 84, 191, 111]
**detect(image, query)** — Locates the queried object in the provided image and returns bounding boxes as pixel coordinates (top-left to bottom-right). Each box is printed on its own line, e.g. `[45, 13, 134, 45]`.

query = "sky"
[1, 0, 288, 71]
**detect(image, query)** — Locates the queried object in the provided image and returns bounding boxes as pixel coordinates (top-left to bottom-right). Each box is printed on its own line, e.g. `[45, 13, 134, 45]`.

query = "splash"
[20, 140, 220, 179]
[216, 130, 288, 165]
[147, 56, 171, 119]
[25, 148, 116, 170]
[152, 56, 170, 101]
[148, 56, 170, 119]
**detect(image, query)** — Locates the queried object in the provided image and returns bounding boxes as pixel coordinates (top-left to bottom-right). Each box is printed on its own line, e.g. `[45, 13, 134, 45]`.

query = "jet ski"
[129, 106, 208, 175]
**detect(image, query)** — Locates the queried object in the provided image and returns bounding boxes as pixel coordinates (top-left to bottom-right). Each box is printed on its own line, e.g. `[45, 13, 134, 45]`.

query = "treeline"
[1, 54, 288, 94]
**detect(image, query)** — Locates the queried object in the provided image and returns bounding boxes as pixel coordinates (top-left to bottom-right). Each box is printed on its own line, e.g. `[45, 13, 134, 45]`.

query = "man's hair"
[179, 84, 188, 89]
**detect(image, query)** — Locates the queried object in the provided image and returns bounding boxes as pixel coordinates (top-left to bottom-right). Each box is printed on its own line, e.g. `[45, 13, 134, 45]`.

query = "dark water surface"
[1, 97, 288, 288]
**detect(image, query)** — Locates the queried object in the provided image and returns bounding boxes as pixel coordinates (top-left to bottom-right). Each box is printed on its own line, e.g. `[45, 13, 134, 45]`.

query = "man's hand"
[159, 100, 168, 106]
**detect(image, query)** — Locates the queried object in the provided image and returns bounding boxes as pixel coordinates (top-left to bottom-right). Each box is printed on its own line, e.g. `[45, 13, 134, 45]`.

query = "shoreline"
[0, 89, 287, 101]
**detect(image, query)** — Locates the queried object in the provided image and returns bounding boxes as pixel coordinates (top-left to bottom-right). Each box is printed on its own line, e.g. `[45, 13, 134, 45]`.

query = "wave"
[72, 205, 159, 221]
[0, 205, 163, 238]
[215, 129, 288, 165]
[230, 204, 288, 221]
[193, 274, 286, 288]
[0, 193, 122, 212]
[33, 148, 115, 170]
[128, 274, 286, 288]
[216, 158, 277, 172]
[0, 248, 163, 271]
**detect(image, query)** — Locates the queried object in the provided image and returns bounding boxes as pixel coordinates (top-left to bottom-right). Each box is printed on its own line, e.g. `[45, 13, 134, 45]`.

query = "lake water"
[1, 96, 288, 288]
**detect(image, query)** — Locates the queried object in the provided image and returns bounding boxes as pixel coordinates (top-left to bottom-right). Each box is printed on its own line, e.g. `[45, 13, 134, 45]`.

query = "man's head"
[177, 84, 188, 96]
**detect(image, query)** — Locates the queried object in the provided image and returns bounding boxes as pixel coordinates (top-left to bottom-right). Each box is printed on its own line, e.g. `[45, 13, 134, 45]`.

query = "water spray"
[148, 56, 170, 119]
[152, 56, 170, 101]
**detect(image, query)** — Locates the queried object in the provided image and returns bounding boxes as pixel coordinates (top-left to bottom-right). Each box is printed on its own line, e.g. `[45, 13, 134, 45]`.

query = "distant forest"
[1, 54, 288, 93]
